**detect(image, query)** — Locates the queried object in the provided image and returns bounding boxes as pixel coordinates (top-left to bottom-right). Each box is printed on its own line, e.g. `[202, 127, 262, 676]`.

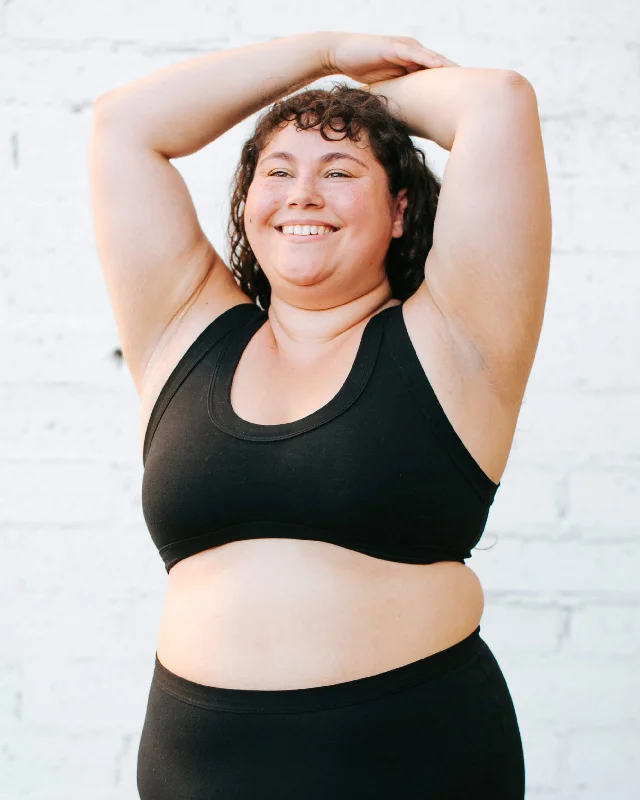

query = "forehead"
[260, 122, 373, 163]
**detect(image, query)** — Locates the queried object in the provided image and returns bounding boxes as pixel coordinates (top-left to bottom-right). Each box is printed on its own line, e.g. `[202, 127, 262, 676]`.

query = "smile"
[276, 227, 339, 240]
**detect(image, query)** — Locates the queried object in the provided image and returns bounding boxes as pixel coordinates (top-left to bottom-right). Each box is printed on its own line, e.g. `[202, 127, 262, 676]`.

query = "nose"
[286, 176, 325, 209]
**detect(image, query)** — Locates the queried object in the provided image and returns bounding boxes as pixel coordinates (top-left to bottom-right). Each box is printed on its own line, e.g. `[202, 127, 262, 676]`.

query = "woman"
[89, 30, 550, 798]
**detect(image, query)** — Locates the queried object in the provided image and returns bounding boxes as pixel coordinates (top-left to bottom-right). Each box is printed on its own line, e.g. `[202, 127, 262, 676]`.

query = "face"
[243, 122, 407, 308]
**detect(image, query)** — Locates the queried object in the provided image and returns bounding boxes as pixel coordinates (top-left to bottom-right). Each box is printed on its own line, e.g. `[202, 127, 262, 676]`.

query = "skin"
[155, 119, 486, 690]
[242, 121, 409, 360]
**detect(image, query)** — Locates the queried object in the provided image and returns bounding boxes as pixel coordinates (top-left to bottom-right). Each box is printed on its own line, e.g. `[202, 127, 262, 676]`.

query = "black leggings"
[137, 626, 525, 798]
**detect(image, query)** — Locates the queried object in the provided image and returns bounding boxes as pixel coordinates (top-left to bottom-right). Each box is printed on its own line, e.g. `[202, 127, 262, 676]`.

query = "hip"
[138, 627, 525, 799]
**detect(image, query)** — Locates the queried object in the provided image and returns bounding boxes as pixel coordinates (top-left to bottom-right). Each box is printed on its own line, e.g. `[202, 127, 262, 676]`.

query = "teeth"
[281, 225, 335, 236]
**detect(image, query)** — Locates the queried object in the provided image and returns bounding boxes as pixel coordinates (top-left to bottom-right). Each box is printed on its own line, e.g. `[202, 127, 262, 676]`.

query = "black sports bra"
[141, 302, 500, 573]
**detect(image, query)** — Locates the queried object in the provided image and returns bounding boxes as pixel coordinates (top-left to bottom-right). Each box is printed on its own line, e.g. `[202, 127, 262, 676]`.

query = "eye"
[266, 170, 350, 178]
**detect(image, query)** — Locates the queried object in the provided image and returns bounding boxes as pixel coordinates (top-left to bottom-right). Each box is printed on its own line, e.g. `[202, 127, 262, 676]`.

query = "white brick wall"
[1, 1, 638, 797]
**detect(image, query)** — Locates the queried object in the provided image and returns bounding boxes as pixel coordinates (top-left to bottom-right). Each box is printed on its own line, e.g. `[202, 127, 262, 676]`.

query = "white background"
[1, 1, 639, 797]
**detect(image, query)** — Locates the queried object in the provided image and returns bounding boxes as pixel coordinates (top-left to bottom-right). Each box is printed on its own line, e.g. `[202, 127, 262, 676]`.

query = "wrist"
[315, 30, 342, 76]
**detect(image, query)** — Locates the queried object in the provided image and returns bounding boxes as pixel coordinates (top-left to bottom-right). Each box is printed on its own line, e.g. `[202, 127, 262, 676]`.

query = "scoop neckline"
[208, 305, 397, 441]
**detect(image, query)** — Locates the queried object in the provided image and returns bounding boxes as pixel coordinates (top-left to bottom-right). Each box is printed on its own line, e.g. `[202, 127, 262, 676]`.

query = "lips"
[275, 221, 339, 229]
[275, 226, 338, 233]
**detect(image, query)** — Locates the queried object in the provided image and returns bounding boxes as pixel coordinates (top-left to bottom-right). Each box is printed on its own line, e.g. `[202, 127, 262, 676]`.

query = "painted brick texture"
[1, 1, 638, 797]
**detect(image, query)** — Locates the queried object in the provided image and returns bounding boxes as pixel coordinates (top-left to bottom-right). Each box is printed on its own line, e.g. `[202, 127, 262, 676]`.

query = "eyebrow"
[258, 151, 369, 169]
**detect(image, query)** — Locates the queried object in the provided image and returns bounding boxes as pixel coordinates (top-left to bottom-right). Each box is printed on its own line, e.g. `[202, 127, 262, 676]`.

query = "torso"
[138, 273, 522, 690]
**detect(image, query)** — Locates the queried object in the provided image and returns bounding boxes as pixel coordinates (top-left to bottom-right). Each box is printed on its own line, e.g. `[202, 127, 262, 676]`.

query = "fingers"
[394, 40, 453, 70]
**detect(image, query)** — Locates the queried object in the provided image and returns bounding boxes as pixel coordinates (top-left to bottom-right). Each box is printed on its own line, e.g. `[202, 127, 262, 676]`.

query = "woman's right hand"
[324, 32, 459, 84]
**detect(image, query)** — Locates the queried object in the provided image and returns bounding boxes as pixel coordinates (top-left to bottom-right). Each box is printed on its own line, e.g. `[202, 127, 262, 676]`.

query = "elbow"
[93, 91, 116, 113]
[502, 70, 535, 94]
[91, 93, 115, 128]
[92, 91, 127, 127]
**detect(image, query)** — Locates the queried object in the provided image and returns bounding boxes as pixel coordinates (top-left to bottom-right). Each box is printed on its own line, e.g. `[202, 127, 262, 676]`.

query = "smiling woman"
[229, 85, 441, 311]
[89, 30, 533, 800]
[238, 110, 414, 308]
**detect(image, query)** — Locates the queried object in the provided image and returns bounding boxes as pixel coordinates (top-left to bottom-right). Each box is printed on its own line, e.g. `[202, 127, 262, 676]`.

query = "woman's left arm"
[365, 65, 531, 150]
[368, 66, 551, 408]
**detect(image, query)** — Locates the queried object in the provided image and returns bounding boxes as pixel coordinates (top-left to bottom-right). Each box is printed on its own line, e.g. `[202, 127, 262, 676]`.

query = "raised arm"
[368, 67, 552, 406]
[89, 32, 334, 393]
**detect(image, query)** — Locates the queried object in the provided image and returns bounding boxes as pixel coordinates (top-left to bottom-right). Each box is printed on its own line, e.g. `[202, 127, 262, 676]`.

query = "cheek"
[246, 182, 282, 212]
[334, 188, 383, 224]
[334, 180, 378, 205]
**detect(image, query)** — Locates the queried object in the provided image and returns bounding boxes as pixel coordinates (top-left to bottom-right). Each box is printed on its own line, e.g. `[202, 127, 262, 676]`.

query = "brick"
[0, 728, 139, 796]
[2, 3, 640, 797]
[21, 654, 153, 728]
[520, 722, 563, 792]
[480, 603, 562, 654]
[484, 464, 560, 533]
[0, 107, 92, 185]
[569, 183, 640, 252]
[542, 116, 640, 186]
[459, 32, 639, 115]
[472, 539, 640, 594]
[568, 468, 640, 532]
[6, 0, 225, 41]
[509, 394, 640, 472]
[0, 525, 164, 611]
[497, 655, 640, 729]
[0, 246, 112, 316]
[0, 182, 98, 250]
[458, 0, 636, 40]
[0, 43, 180, 108]
[539, 186, 639, 265]
[0, 462, 114, 523]
[1, 588, 162, 666]
[0, 661, 23, 726]
[568, 604, 640, 656]
[0, 384, 139, 460]
[531, 256, 640, 393]
[0, 314, 124, 386]
[563, 729, 640, 799]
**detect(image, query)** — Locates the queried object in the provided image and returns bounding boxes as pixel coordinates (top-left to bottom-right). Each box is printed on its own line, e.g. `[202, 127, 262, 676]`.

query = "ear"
[391, 188, 408, 238]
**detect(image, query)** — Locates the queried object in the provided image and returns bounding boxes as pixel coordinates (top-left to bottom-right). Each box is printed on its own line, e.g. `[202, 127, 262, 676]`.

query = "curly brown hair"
[227, 81, 442, 311]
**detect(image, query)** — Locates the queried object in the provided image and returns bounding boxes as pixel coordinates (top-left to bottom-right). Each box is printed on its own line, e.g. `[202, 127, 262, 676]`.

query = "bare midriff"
[155, 538, 484, 690]
[147, 290, 515, 692]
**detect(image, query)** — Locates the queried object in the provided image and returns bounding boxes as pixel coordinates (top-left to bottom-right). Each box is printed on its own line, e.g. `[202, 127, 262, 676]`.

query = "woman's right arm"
[89, 32, 336, 393]
[94, 31, 336, 157]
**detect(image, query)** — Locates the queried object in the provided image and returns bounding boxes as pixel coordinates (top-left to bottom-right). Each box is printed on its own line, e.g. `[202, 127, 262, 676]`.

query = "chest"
[227, 318, 515, 487]
[229, 324, 366, 427]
